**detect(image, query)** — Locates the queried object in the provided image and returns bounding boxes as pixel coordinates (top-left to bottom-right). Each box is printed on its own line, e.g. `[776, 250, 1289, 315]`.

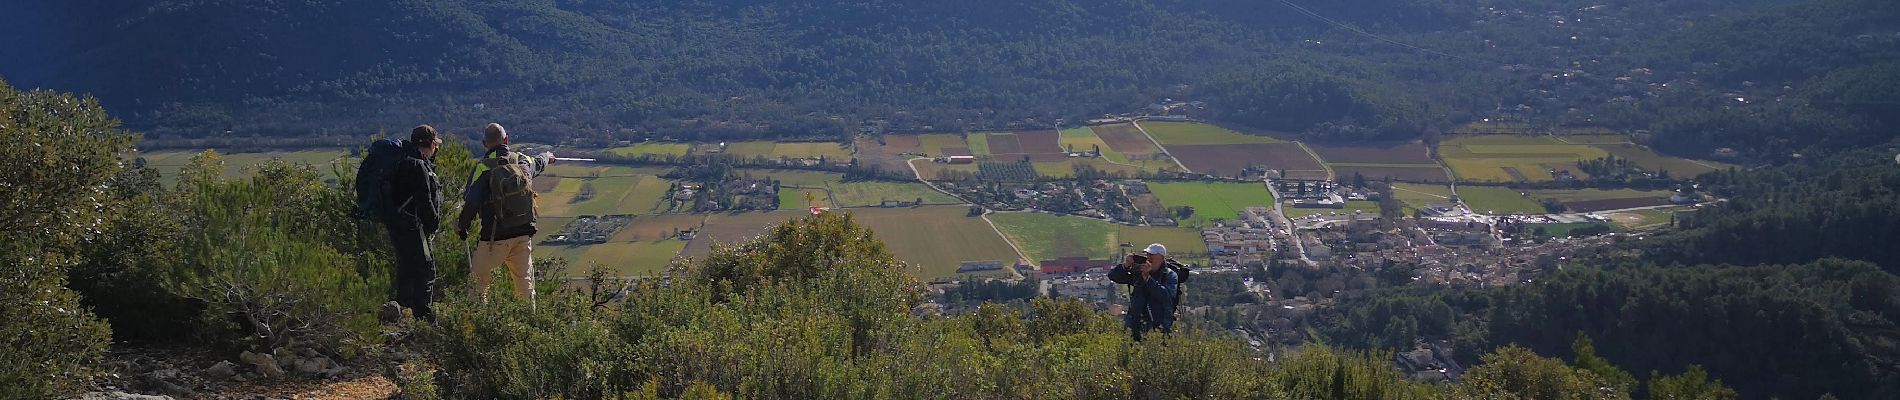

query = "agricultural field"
[1457, 186, 1547, 215]
[1553, 135, 1633, 145]
[1525, 188, 1676, 212]
[1283, 201, 1381, 219]
[139, 149, 351, 185]
[715, 141, 853, 160]
[1601, 206, 1690, 229]
[1116, 225, 1209, 263]
[713, 141, 777, 158]
[532, 169, 676, 217]
[1058, 126, 1128, 163]
[1168, 143, 1324, 177]
[1439, 135, 1607, 182]
[611, 214, 708, 242]
[681, 211, 805, 258]
[1528, 222, 1622, 238]
[1597, 144, 1729, 177]
[573, 239, 690, 276]
[848, 206, 1024, 280]
[1147, 182, 1276, 228]
[779, 186, 832, 209]
[1137, 121, 1283, 145]
[829, 181, 959, 207]
[1391, 183, 1456, 210]
[1308, 143, 1436, 164]
[1331, 165, 1449, 182]
[1090, 123, 1163, 159]
[607, 142, 691, 158]
[918, 134, 969, 155]
[988, 212, 1118, 262]
[911, 160, 981, 181]
[966, 132, 996, 156]
[1031, 158, 1146, 179]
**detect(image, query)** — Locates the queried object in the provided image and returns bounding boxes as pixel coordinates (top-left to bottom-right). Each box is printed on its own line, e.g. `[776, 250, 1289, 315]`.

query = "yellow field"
[1440, 135, 1608, 183]
[574, 240, 690, 276]
[848, 206, 1023, 280]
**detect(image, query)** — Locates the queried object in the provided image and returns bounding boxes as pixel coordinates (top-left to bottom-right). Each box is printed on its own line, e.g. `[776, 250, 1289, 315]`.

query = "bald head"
[483, 123, 508, 148]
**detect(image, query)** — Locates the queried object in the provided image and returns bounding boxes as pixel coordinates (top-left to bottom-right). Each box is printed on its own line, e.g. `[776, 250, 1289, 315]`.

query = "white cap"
[1143, 243, 1168, 257]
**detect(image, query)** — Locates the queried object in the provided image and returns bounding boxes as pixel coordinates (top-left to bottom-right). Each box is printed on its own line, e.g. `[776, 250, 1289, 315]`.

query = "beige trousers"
[470, 235, 535, 307]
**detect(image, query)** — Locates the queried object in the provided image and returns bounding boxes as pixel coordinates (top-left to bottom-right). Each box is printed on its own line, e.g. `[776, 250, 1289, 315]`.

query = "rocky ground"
[78, 303, 426, 400]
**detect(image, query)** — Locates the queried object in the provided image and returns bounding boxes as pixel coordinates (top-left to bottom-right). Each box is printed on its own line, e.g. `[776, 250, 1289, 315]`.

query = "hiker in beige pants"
[455, 123, 547, 306]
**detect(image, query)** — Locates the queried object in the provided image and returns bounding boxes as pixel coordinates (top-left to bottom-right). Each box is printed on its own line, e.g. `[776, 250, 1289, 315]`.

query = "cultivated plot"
[1457, 186, 1546, 215]
[1308, 143, 1436, 164]
[1146, 182, 1277, 228]
[1091, 123, 1163, 158]
[1116, 225, 1209, 263]
[1391, 183, 1456, 210]
[608, 142, 691, 158]
[1137, 121, 1283, 145]
[1169, 143, 1324, 177]
[1439, 135, 1606, 182]
[1330, 165, 1449, 182]
[988, 212, 1118, 262]
[848, 206, 1024, 280]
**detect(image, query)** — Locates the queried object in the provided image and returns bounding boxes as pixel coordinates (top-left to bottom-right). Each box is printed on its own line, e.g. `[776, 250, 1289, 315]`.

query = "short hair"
[410, 125, 440, 145]
[483, 123, 508, 144]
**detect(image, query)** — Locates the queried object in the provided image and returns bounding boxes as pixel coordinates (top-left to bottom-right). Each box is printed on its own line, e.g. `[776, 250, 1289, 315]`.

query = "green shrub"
[0, 78, 123, 398]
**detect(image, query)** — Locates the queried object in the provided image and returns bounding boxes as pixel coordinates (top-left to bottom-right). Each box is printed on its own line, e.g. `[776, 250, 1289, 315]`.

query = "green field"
[1116, 225, 1209, 264]
[1603, 207, 1689, 229]
[567, 176, 640, 216]
[1146, 182, 1276, 227]
[1597, 144, 1729, 177]
[609, 142, 691, 157]
[1138, 121, 1282, 145]
[1457, 186, 1546, 215]
[917, 134, 968, 154]
[988, 212, 1118, 262]
[1057, 126, 1129, 163]
[717, 141, 778, 158]
[1283, 201, 1381, 219]
[1440, 135, 1607, 182]
[575, 239, 690, 276]
[1528, 222, 1622, 238]
[1525, 188, 1672, 203]
[780, 186, 831, 209]
[829, 181, 959, 207]
[771, 142, 854, 159]
[848, 206, 1024, 280]
[140, 149, 351, 185]
[1555, 135, 1633, 145]
[967, 132, 996, 156]
[1391, 183, 1455, 210]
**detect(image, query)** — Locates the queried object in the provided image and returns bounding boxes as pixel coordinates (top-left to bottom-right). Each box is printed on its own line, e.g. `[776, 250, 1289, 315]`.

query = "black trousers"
[386, 223, 437, 321]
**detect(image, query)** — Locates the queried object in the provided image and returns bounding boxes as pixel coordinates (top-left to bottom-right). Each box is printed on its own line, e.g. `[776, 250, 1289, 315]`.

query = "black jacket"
[388, 144, 442, 233]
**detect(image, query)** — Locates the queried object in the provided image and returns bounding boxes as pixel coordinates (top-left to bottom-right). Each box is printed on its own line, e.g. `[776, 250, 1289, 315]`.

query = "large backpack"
[480, 151, 538, 232]
[352, 138, 405, 223]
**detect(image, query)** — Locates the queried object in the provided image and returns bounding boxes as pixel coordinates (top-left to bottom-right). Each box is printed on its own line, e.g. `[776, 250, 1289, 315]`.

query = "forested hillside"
[6, 0, 1895, 156]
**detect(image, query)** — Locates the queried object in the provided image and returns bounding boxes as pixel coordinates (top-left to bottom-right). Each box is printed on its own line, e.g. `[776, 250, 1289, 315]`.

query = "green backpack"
[481, 152, 538, 231]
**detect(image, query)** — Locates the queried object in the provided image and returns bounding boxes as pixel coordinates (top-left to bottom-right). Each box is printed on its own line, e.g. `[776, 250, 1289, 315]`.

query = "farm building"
[956, 260, 1006, 273]
[947, 155, 975, 164]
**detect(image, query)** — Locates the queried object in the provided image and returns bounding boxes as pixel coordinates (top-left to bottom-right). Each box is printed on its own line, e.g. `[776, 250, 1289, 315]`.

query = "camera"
[1129, 254, 1148, 265]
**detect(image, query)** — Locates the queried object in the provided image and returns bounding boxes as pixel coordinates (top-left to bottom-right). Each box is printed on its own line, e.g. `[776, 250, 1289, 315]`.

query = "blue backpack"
[352, 138, 406, 222]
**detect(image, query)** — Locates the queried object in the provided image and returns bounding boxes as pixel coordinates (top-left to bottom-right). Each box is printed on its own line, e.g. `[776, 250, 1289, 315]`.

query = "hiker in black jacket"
[388, 125, 444, 321]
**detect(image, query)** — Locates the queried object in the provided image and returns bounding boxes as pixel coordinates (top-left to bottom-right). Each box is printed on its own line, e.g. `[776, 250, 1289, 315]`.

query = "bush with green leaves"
[0, 78, 121, 397]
